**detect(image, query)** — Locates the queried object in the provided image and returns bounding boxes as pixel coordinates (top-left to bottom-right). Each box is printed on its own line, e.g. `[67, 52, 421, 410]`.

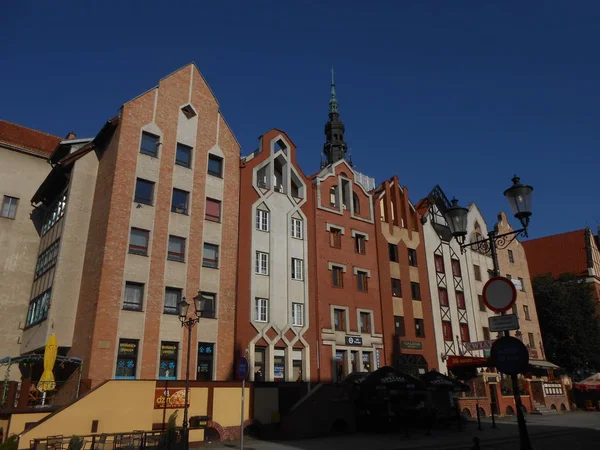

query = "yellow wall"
[7, 413, 50, 437]
[151, 387, 208, 427]
[212, 387, 250, 427]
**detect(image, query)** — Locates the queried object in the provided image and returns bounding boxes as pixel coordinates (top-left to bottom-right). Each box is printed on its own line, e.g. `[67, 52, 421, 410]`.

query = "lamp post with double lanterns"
[178, 291, 208, 450]
[444, 175, 533, 450]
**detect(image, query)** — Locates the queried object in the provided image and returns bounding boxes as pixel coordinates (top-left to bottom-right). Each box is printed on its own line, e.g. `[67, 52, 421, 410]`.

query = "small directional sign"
[489, 314, 520, 333]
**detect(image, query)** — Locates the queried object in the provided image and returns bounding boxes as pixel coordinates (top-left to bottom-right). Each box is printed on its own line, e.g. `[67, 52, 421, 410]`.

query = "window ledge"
[23, 318, 48, 330]
[128, 251, 149, 257]
[202, 265, 220, 270]
[122, 308, 144, 313]
[167, 258, 186, 263]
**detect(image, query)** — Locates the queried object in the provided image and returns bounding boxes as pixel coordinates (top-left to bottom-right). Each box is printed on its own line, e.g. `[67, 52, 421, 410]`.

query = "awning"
[0, 355, 82, 365]
[574, 373, 600, 391]
[528, 360, 560, 370]
[361, 366, 426, 390]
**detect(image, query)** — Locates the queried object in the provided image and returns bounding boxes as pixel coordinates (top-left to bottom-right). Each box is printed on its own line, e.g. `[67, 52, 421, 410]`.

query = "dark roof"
[0, 120, 61, 157]
[522, 229, 588, 278]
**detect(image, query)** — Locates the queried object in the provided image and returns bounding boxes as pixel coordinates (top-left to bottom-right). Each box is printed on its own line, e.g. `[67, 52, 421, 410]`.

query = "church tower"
[322, 68, 349, 167]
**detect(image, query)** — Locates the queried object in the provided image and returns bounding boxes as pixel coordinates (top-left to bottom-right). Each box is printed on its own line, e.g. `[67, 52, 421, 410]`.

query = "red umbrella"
[574, 373, 600, 391]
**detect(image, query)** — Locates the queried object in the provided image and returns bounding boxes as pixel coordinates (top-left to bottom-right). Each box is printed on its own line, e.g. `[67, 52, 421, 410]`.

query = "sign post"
[236, 357, 249, 450]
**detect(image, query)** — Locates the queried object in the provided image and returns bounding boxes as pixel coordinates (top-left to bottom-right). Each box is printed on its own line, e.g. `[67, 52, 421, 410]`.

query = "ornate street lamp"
[178, 292, 206, 450]
[443, 175, 534, 450]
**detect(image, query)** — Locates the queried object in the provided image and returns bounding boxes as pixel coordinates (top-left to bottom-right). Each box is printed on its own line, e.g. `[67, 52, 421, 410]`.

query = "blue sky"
[2, 1, 599, 239]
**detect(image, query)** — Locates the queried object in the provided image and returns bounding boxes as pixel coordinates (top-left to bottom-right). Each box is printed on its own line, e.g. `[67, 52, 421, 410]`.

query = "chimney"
[65, 131, 76, 140]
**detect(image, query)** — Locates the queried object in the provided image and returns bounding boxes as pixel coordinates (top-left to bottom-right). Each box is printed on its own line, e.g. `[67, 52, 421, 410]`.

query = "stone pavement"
[202, 411, 600, 450]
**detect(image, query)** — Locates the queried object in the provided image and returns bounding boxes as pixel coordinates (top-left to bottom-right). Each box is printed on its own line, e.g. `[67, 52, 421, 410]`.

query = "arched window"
[330, 185, 338, 207]
[353, 192, 360, 214]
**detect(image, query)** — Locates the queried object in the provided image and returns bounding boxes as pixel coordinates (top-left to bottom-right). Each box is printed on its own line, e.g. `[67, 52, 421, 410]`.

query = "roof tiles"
[0, 120, 61, 157]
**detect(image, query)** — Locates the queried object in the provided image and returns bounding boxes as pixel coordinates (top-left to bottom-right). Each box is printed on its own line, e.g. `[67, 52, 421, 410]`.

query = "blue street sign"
[236, 356, 249, 380]
[490, 336, 529, 375]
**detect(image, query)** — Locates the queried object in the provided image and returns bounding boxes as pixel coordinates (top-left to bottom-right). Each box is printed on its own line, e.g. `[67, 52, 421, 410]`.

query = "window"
[202, 243, 219, 268]
[292, 303, 304, 326]
[329, 185, 338, 206]
[167, 235, 186, 262]
[411, 282, 421, 300]
[255, 298, 268, 322]
[199, 292, 216, 318]
[434, 255, 444, 273]
[205, 198, 221, 222]
[438, 288, 449, 307]
[408, 248, 417, 266]
[140, 132, 159, 157]
[460, 324, 470, 343]
[394, 316, 406, 336]
[124, 282, 144, 311]
[256, 209, 269, 231]
[197, 343, 214, 381]
[482, 327, 491, 341]
[352, 192, 360, 214]
[391, 278, 401, 297]
[451, 259, 461, 277]
[171, 189, 189, 214]
[332, 266, 344, 287]
[41, 194, 67, 235]
[506, 274, 512, 280]
[357, 271, 368, 292]
[330, 228, 342, 248]
[292, 258, 304, 280]
[255, 251, 269, 275]
[159, 342, 178, 380]
[35, 240, 60, 278]
[508, 250, 515, 264]
[415, 318, 425, 338]
[116, 339, 139, 379]
[528, 333, 536, 348]
[164, 287, 182, 315]
[524, 305, 531, 321]
[129, 228, 149, 256]
[474, 264, 481, 281]
[134, 179, 154, 205]
[359, 312, 371, 333]
[442, 321, 452, 341]
[518, 277, 525, 291]
[291, 218, 303, 239]
[478, 295, 486, 312]
[355, 234, 366, 254]
[181, 104, 196, 119]
[334, 308, 346, 331]
[25, 289, 51, 327]
[175, 143, 192, 168]
[512, 304, 518, 315]
[456, 291, 466, 309]
[388, 243, 399, 262]
[1, 196, 18, 219]
[207, 154, 223, 177]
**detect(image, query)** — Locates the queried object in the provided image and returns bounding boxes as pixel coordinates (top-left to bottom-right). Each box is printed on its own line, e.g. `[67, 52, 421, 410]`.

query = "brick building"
[236, 129, 317, 382]
[13, 63, 240, 390]
[372, 176, 438, 376]
[0, 121, 60, 380]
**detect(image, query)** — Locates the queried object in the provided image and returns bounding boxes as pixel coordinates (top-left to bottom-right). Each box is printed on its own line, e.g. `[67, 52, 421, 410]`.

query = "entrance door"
[489, 383, 499, 414]
[530, 381, 545, 404]
[351, 351, 359, 373]
[335, 351, 345, 381]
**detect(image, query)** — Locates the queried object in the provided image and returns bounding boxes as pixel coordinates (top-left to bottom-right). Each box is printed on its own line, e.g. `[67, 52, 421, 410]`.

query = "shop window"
[197, 343, 214, 381]
[394, 316, 406, 337]
[254, 347, 265, 381]
[335, 351, 345, 381]
[293, 353, 303, 381]
[115, 339, 139, 379]
[159, 342, 178, 380]
[274, 351, 285, 382]
[438, 288, 449, 307]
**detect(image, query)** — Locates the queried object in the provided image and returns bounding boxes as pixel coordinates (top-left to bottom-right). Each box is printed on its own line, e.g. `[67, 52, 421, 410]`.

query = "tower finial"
[329, 66, 338, 115]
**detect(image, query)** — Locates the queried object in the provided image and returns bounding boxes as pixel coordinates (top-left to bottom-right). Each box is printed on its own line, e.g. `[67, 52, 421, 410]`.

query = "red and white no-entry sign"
[482, 276, 517, 313]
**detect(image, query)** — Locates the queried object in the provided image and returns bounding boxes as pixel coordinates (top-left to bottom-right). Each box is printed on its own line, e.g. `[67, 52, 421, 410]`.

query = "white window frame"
[255, 298, 268, 323]
[256, 209, 269, 232]
[255, 251, 269, 275]
[291, 258, 304, 280]
[291, 218, 303, 239]
[292, 303, 304, 326]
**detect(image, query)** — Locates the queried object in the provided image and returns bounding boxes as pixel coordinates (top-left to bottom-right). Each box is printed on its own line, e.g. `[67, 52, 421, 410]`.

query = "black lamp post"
[444, 175, 533, 450]
[178, 292, 207, 450]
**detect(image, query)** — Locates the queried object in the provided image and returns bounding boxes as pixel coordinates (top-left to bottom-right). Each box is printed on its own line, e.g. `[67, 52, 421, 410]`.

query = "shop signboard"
[154, 388, 190, 409]
[465, 340, 495, 352]
[400, 340, 423, 350]
[345, 336, 363, 346]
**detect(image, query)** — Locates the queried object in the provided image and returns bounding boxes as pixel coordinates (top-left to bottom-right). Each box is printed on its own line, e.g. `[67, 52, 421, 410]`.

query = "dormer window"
[181, 104, 196, 119]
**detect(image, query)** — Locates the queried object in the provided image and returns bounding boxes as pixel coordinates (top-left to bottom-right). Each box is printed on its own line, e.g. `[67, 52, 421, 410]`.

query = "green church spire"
[329, 67, 339, 115]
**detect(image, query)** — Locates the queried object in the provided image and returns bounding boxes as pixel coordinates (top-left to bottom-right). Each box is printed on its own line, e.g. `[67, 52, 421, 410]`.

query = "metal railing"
[30, 430, 183, 450]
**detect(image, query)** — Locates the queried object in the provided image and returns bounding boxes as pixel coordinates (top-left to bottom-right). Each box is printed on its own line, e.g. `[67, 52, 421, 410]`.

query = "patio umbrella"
[37, 334, 58, 404]
[574, 372, 600, 391]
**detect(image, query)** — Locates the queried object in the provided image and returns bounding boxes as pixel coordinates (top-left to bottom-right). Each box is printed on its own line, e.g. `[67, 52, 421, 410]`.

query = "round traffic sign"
[236, 357, 249, 380]
[490, 336, 529, 374]
[483, 276, 517, 313]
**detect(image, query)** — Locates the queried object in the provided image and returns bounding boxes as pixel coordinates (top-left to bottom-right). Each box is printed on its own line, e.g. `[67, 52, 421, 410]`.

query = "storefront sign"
[489, 314, 519, 332]
[160, 343, 178, 357]
[465, 340, 495, 352]
[119, 341, 137, 355]
[375, 350, 380, 368]
[154, 388, 190, 409]
[345, 336, 363, 346]
[447, 356, 490, 368]
[400, 340, 423, 350]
